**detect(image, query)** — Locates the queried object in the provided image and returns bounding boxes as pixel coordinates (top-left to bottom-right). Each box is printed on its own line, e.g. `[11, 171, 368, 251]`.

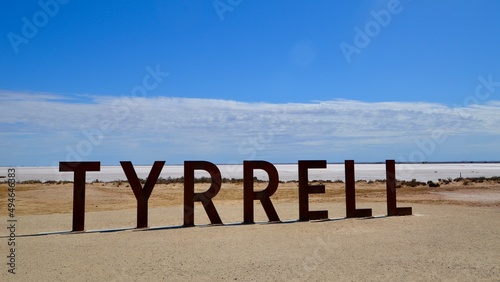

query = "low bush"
[427, 181, 440, 188]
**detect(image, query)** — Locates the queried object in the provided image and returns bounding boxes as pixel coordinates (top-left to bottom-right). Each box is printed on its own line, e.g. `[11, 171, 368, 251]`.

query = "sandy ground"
[1, 180, 499, 281]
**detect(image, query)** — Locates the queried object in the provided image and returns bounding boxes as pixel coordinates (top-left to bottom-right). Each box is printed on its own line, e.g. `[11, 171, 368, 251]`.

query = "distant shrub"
[438, 178, 451, 185]
[400, 179, 426, 188]
[311, 179, 334, 184]
[427, 181, 440, 188]
[20, 180, 42, 184]
[156, 177, 183, 184]
[468, 177, 485, 183]
[450, 176, 500, 184]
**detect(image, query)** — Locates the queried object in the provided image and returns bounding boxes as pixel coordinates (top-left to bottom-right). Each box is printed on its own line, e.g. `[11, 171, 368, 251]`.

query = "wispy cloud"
[1, 90, 499, 165]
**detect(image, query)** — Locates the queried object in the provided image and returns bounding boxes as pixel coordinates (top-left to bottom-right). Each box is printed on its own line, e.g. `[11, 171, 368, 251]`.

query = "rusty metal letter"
[243, 160, 280, 224]
[345, 160, 372, 218]
[184, 161, 223, 226]
[120, 161, 165, 228]
[298, 160, 328, 221]
[59, 161, 100, 232]
[386, 160, 412, 216]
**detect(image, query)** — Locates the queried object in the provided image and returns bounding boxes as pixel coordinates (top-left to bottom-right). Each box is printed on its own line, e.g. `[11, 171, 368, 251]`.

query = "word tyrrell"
[59, 160, 412, 232]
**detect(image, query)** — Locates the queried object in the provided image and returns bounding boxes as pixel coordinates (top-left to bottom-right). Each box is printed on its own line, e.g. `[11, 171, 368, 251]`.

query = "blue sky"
[1, 0, 500, 166]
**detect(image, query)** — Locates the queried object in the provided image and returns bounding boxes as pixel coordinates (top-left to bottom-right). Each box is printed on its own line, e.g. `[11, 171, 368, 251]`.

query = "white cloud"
[1, 90, 500, 165]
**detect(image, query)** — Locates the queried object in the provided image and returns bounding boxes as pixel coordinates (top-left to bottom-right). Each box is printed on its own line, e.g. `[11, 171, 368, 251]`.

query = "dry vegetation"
[2, 176, 500, 215]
